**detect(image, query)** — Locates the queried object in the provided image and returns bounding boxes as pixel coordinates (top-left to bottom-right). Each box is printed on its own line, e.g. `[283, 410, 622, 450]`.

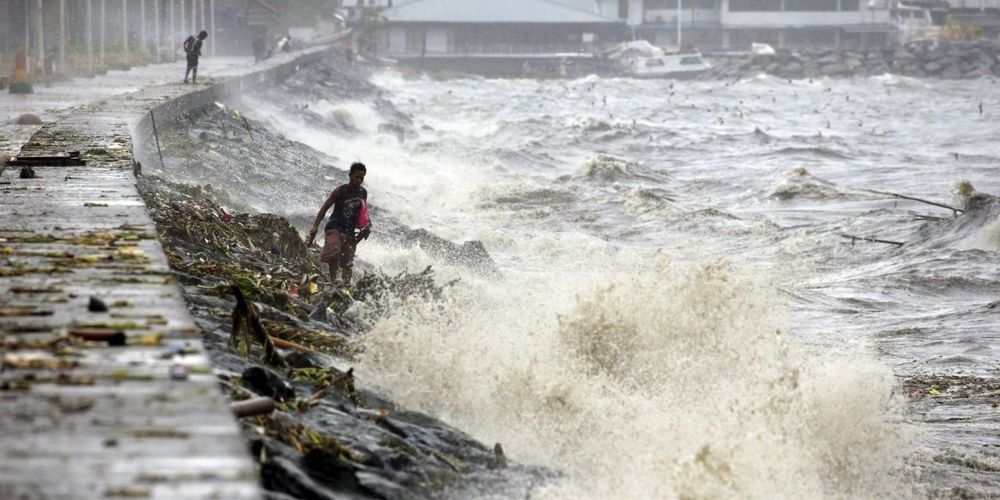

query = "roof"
[382, 0, 619, 24]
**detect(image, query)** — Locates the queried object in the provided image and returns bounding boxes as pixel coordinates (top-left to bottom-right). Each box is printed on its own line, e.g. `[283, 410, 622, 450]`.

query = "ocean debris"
[231, 396, 277, 418]
[19, 166, 37, 179]
[0, 306, 54, 317]
[839, 233, 905, 247]
[269, 336, 313, 353]
[88, 296, 109, 312]
[68, 329, 127, 346]
[229, 285, 285, 368]
[168, 364, 190, 380]
[305, 367, 357, 406]
[863, 188, 965, 216]
[242, 366, 295, 402]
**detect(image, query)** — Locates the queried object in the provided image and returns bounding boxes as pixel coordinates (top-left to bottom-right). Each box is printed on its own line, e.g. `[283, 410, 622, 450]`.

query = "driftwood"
[229, 284, 286, 368]
[865, 189, 964, 215]
[307, 368, 356, 405]
[839, 233, 905, 247]
[269, 336, 313, 353]
[912, 214, 948, 222]
[230, 396, 276, 418]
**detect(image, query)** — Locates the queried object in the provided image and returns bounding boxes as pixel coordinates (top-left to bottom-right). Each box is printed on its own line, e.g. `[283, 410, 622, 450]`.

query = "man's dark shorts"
[321, 230, 356, 268]
[186, 54, 199, 69]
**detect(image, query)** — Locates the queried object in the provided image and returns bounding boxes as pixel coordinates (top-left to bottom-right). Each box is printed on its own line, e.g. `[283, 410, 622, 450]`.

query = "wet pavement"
[1, 46, 344, 499]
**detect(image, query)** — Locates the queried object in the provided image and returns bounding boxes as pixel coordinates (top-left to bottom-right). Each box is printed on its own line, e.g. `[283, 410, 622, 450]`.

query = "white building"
[366, 0, 911, 53]
[584, 0, 897, 50]
[378, 0, 623, 56]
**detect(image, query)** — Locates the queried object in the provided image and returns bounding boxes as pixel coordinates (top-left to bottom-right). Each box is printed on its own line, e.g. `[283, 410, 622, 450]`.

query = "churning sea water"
[170, 68, 1000, 498]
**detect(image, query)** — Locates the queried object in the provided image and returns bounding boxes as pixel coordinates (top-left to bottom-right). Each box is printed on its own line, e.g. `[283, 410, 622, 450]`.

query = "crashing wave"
[575, 154, 640, 181]
[770, 166, 861, 201]
[622, 186, 677, 218]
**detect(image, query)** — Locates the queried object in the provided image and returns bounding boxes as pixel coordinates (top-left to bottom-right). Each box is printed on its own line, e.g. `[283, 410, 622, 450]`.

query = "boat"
[626, 53, 711, 79]
[891, 1, 942, 44]
[603, 41, 711, 79]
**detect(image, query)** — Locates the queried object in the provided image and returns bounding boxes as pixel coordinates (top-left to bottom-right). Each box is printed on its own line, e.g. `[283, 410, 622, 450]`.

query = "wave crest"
[575, 154, 640, 181]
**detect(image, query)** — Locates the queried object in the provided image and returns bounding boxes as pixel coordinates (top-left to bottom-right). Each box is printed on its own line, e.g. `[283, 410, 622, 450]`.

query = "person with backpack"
[183, 30, 208, 84]
[306, 163, 372, 285]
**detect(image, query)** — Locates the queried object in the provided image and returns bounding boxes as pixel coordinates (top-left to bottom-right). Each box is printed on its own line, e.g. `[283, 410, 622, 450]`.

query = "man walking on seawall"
[306, 163, 372, 285]
[183, 30, 208, 83]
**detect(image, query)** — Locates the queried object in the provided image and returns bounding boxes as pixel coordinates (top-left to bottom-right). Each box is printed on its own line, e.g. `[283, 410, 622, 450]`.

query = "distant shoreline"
[702, 41, 1000, 81]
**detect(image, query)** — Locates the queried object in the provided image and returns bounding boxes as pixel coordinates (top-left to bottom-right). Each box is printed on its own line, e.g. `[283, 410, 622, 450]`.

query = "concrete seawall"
[133, 46, 336, 162]
[1, 42, 343, 499]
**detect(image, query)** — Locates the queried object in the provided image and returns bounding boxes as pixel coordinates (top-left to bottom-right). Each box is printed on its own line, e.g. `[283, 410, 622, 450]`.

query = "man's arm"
[306, 187, 340, 246]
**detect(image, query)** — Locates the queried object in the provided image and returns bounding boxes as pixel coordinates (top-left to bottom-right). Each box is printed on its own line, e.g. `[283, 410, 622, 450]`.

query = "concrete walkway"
[1, 44, 342, 499]
[1, 56, 255, 158]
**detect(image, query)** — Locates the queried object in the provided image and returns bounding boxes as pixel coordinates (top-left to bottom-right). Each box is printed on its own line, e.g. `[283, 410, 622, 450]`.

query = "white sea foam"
[356, 255, 909, 499]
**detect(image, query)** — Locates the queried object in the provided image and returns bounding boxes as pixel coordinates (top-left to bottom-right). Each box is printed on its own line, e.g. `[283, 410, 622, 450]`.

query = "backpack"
[183, 36, 196, 54]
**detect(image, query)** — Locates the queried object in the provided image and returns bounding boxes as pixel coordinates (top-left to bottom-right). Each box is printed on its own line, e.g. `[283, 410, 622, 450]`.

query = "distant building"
[341, 0, 395, 20]
[213, 0, 290, 54]
[576, 0, 899, 50]
[376, 0, 625, 59]
[946, 0, 1000, 37]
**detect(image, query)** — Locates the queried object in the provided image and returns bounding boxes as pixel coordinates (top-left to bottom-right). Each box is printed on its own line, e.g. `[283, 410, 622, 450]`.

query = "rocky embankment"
[137, 175, 543, 499]
[704, 41, 1000, 80]
[132, 56, 526, 498]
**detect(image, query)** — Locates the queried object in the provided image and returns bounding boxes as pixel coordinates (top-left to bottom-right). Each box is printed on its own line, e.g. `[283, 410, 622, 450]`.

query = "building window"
[729, 0, 781, 10]
[785, 0, 838, 10]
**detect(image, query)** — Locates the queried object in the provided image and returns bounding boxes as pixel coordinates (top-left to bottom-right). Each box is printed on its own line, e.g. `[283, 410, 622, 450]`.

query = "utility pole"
[169, 0, 175, 59]
[155, 0, 161, 60]
[170, 0, 176, 60]
[209, 0, 215, 55]
[122, 0, 128, 57]
[180, 0, 185, 41]
[677, 0, 683, 50]
[87, 0, 93, 73]
[141, 0, 146, 57]
[100, 0, 105, 68]
[24, 0, 30, 62]
[60, 0, 66, 72]
[35, 0, 44, 76]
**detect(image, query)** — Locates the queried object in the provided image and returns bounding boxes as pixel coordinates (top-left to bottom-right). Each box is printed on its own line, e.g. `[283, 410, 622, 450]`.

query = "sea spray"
[356, 255, 909, 498]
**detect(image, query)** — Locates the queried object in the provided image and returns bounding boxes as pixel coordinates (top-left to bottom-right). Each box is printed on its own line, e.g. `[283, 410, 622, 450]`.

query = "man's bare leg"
[328, 261, 339, 287]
